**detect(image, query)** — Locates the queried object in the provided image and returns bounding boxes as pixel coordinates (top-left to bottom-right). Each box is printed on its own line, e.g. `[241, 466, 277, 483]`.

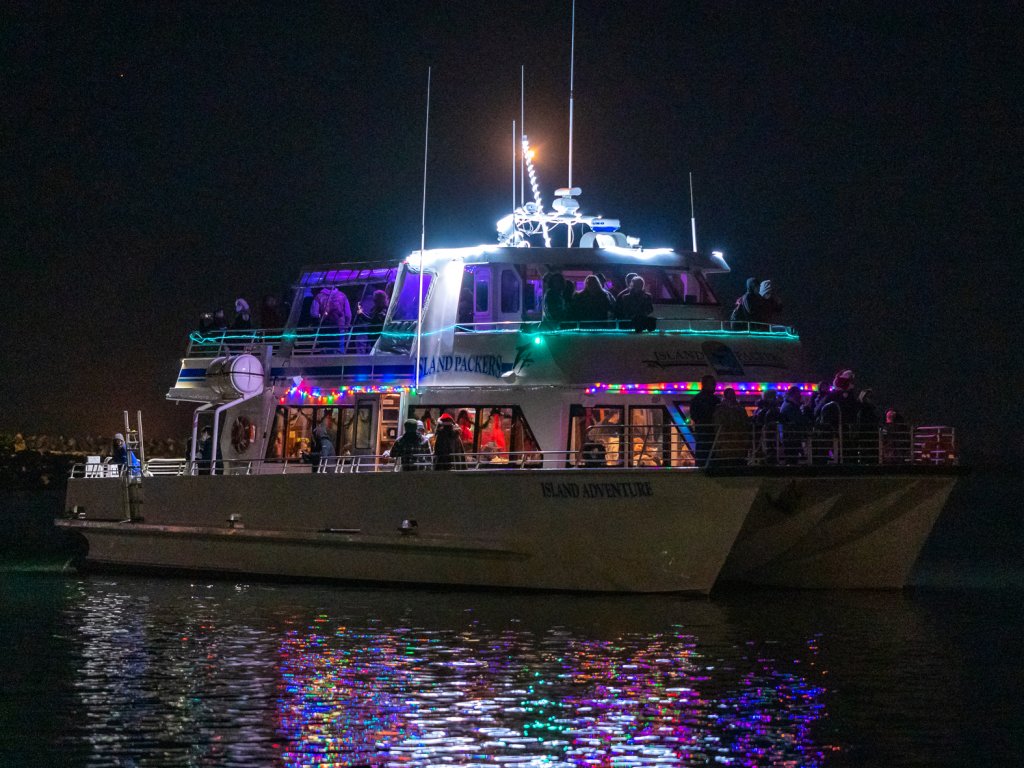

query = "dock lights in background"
[281, 382, 415, 405]
[584, 381, 818, 396]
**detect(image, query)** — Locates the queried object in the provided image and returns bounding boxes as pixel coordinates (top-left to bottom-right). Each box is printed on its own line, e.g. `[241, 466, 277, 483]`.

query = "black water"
[1, 469, 1022, 767]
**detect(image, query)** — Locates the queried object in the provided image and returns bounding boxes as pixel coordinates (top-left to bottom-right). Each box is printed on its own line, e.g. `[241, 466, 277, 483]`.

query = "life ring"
[231, 416, 257, 453]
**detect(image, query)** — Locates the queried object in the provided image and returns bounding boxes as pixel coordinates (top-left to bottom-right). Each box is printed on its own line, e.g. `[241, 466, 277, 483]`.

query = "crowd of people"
[2, 432, 187, 458]
[688, 370, 909, 466]
[541, 272, 656, 331]
[197, 286, 392, 354]
[198, 294, 289, 333]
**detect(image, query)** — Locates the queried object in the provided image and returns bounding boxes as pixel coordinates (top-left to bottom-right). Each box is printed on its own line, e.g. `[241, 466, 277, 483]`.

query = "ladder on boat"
[120, 410, 146, 522]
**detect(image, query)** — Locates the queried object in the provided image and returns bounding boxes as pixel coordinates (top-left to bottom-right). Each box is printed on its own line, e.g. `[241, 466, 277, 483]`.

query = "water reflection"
[54, 579, 839, 767]
[276, 615, 830, 766]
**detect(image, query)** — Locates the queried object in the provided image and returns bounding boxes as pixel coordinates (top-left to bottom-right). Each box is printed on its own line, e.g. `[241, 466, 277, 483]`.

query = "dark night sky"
[2, 2, 1021, 462]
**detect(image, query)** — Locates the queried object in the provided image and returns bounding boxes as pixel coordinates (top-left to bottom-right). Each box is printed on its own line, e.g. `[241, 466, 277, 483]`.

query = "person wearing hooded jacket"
[433, 414, 466, 471]
[232, 298, 252, 330]
[388, 419, 431, 471]
[730, 278, 781, 325]
[730, 278, 765, 324]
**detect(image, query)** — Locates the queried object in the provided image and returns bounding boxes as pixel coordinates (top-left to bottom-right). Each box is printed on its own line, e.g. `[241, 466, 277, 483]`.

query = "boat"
[57, 134, 958, 593]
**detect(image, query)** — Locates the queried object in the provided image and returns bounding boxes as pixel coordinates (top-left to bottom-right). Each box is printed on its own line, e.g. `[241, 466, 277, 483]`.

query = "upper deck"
[170, 186, 802, 399]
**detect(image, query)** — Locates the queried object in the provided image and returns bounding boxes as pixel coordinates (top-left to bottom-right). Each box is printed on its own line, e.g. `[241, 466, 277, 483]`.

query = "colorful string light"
[584, 381, 819, 396]
[280, 382, 415, 405]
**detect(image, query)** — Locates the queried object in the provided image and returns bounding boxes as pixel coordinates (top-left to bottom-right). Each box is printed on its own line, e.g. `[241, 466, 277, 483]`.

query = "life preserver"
[231, 416, 257, 453]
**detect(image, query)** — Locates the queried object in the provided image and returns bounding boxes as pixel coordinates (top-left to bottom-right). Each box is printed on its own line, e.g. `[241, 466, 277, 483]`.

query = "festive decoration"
[584, 381, 818, 397]
[280, 382, 415, 405]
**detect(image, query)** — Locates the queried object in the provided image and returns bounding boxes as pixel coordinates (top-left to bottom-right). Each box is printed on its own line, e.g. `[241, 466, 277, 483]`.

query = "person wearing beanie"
[388, 418, 431, 470]
[232, 298, 252, 330]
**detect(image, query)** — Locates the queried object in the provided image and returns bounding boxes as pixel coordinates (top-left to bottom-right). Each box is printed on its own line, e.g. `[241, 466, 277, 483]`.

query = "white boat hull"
[58, 470, 756, 594]
[718, 472, 958, 588]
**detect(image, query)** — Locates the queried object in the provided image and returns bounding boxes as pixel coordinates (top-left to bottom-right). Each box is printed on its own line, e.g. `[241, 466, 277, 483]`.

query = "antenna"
[512, 120, 517, 217]
[415, 66, 431, 391]
[520, 65, 525, 207]
[567, 0, 576, 189]
[689, 172, 698, 252]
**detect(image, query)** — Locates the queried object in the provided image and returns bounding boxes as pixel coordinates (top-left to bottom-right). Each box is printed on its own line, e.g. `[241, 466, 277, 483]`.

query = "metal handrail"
[701, 423, 957, 468]
[183, 317, 798, 358]
[68, 424, 956, 479]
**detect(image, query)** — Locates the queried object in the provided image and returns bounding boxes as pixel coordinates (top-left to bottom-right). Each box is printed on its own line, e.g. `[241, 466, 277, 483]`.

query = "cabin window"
[389, 270, 434, 322]
[500, 269, 521, 314]
[568, 404, 690, 467]
[376, 268, 434, 354]
[408, 404, 540, 464]
[355, 403, 373, 450]
[293, 267, 398, 327]
[475, 276, 489, 312]
[267, 405, 360, 459]
[523, 269, 542, 320]
[628, 406, 691, 467]
[567, 405, 625, 467]
[666, 270, 717, 305]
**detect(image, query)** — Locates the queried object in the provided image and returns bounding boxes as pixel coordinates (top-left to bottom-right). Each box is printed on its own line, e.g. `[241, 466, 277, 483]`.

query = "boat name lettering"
[736, 351, 787, 368]
[652, 349, 704, 364]
[419, 355, 505, 379]
[540, 481, 654, 500]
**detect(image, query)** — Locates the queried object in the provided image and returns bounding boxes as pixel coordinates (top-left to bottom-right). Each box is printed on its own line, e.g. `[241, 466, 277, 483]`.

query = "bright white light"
[603, 246, 676, 258]
[712, 250, 724, 258]
[405, 244, 501, 268]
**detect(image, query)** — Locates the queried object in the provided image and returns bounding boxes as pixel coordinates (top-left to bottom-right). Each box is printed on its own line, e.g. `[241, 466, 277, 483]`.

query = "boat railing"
[68, 424, 955, 479]
[186, 327, 384, 358]
[701, 423, 957, 468]
[455, 318, 796, 336]
[184, 317, 797, 358]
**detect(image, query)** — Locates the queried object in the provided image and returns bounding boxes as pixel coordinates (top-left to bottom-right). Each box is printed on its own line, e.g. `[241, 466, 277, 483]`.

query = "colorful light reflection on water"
[276, 620, 831, 766]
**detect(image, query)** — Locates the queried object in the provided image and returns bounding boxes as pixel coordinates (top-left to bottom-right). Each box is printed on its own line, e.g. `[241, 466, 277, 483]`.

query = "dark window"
[377, 269, 434, 354]
[500, 269, 521, 314]
[390, 271, 434, 322]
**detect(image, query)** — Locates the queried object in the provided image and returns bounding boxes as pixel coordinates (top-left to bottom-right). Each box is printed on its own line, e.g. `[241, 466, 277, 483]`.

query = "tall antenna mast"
[567, 0, 576, 189]
[512, 120, 517, 216]
[520, 65, 525, 206]
[415, 66, 431, 391]
[689, 171, 698, 252]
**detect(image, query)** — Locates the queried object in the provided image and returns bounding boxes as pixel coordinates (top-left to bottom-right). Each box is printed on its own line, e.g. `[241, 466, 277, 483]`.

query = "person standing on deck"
[615, 275, 655, 332]
[571, 275, 615, 324]
[389, 419, 431, 471]
[541, 272, 569, 329]
[712, 388, 750, 467]
[312, 286, 352, 351]
[688, 375, 720, 467]
[232, 298, 252, 330]
[111, 434, 128, 465]
[433, 414, 466, 471]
